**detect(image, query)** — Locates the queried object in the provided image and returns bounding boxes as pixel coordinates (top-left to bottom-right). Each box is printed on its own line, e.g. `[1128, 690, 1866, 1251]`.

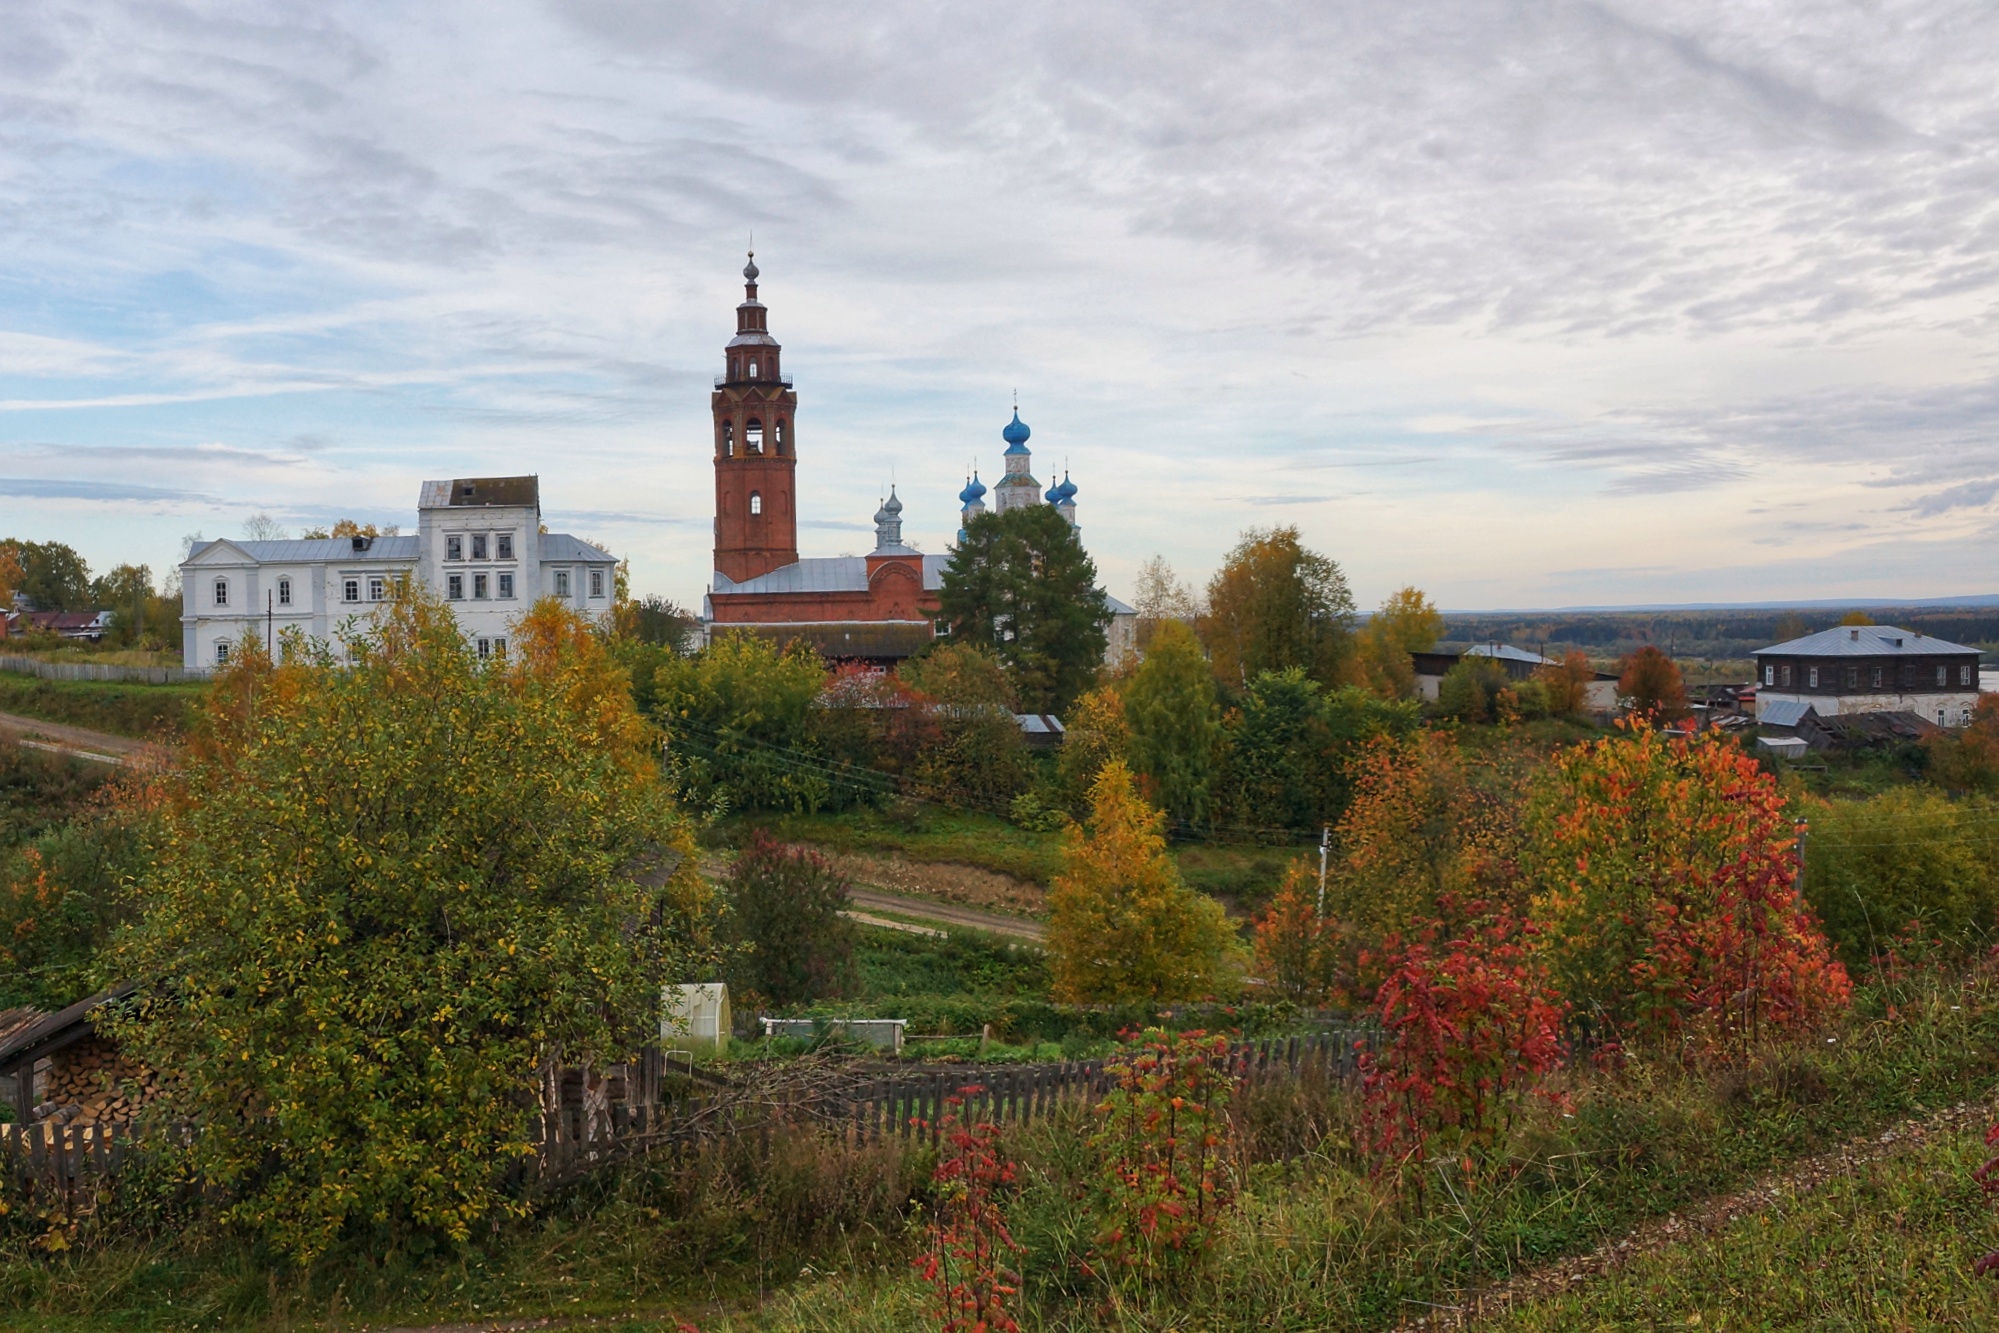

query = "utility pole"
[1316, 826, 1330, 919]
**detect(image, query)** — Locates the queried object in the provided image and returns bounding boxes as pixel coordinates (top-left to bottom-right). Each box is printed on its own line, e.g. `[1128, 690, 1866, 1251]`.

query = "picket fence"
[0, 1121, 150, 1214]
[7, 1028, 1381, 1197]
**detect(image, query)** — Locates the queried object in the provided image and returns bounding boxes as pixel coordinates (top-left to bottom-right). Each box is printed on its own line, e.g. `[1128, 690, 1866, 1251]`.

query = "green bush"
[1803, 788, 1999, 968]
[725, 832, 859, 1006]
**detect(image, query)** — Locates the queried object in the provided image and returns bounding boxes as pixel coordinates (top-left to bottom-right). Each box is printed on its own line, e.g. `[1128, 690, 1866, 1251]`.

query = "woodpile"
[32, 1036, 158, 1128]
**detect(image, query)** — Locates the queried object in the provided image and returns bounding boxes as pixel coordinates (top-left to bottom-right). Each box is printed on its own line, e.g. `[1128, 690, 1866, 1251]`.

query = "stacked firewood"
[32, 1038, 157, 1127]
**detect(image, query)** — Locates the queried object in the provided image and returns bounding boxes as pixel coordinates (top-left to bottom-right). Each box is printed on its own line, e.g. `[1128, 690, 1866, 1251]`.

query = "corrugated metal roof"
[540, 533, 614, 562]
[1464, 643, 1551, 665]
[192, 536, 421, 563]
[1754, 625, 1980, 657]
[1759, 699, 1815, 728]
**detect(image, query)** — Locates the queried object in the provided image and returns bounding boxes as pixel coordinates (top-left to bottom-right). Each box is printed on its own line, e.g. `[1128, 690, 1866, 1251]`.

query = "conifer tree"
[938, 504, 1110, 714]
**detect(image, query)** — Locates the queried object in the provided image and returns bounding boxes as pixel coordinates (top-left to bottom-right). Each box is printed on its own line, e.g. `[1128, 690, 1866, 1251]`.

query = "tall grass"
[0, 675, 197, 741]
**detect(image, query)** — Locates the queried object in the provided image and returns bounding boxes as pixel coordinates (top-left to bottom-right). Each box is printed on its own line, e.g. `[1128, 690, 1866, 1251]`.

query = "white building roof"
[1754, 625, 1980, 657]
[191, 536, 421, 563]
[540, 533, 615, 562]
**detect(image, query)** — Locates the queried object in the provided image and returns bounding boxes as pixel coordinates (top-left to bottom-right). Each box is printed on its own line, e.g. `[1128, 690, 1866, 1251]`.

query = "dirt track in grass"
[1402, 1093, 1999, 1329]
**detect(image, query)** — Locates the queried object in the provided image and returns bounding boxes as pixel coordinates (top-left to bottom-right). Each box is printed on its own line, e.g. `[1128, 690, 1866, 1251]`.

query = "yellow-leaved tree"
[1045, 761, 1243, 1003]
[108, 591, 712, 1264]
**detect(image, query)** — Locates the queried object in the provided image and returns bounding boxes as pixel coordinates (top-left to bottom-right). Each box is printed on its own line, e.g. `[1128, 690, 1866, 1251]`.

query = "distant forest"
[1437, 605, 1999, 676]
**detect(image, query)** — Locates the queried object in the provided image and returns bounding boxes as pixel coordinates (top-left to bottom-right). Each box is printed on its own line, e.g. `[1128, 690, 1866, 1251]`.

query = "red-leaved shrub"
[916, 1088, 1023, 1333]
[1088, 1028, 1237, 1279]
[1361, 910, 1566, 1192]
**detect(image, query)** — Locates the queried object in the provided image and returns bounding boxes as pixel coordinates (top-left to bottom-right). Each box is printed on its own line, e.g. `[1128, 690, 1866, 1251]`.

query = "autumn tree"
[1925, 692, 1999, 795]
[1251, 860, 1338, 1003]
[1045, 762, 1243, 1003]
[1355, 586, 1443, 699]
[1132, 554, 1199, 656]
[900, 641, 1033, 809]
[1319, 731, 1523, 1002]
[1054, 683, 1129, 815]
[1200, 526, 1356, 691]
[1838, 609, 1876, 627]
[1123, 620, 1220, 825]
[242, 513, 289, 541]
[939, 504, 1110, 714]
[1617, 645, 1689, 722]
[0, 542, 23, 612]
[724, 832, 857, 1005]
[1523, 727, 1848, 1048]
[643, 631, 831, 812]
[1534, 650, 1598, 719]
[4, 539, 92, 611]
[106, 593, 708, 1263]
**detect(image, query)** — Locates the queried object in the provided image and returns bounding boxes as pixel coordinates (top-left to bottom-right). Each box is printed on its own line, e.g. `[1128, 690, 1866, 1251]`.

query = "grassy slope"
[0, 674, 198, 741]
[1484, 1123, 1995, 1331]
[750, 974, 1999, 1333]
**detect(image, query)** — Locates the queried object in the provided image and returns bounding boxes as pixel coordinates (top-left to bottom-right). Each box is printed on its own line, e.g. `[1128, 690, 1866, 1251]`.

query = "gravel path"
[846, 884, 1044, 941]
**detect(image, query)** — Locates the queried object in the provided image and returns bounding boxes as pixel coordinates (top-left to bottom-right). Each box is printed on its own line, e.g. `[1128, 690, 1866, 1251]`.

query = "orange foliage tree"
[1616, 645, 1689, 722]
[1310, 731, 1522, 1004]
[1524, 727, 1848, 1051]
[1534, 650, 1598, 718]
[1927, 692, 1999, 794]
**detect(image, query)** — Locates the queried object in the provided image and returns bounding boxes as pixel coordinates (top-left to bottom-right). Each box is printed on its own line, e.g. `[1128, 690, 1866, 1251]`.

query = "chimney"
[1850, 629, 1860, 641]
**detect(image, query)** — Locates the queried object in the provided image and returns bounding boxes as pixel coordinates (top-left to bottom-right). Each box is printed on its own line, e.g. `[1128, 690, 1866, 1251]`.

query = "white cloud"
[5, 0, 1999, 605]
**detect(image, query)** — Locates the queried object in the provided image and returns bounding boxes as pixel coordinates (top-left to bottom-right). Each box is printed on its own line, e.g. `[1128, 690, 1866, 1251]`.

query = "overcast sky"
[8, 1, 1999, 610]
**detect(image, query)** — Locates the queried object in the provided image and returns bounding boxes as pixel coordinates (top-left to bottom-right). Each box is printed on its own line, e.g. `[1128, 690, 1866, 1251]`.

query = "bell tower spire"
[712, 250, 800, 584]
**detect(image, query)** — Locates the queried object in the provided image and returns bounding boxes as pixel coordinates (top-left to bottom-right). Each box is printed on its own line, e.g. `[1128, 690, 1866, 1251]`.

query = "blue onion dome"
[1057, 471, 1077, 502]
[1002, 408, 1031, 453]
[959, 471, 987, 504]
[1045, 478, 1064, 503]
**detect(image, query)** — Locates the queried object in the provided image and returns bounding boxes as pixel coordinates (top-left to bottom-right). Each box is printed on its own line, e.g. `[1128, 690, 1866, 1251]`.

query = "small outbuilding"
[661, 983, 732, 1057]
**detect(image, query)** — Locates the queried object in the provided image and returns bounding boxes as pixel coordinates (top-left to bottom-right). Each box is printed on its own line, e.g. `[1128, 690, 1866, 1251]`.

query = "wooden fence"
[0, 654, 199, 685]
[0, 1121, 137, 1213]
[7, 1028, 1382, 1195]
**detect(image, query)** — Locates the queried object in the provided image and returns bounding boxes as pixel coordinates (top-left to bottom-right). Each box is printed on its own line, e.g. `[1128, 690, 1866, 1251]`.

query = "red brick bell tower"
[712, 251, 800, 584]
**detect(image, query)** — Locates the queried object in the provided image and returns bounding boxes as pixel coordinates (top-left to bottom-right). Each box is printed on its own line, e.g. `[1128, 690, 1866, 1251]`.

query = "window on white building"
[476, 637, 491, 659]
[498, 572, 514, 599]
[368, 576, 385, 602]
[474, 573, 489, 599]
[554, 570, 570, 596]
[446, 535, 463, 561]
[590, 569, 604, 598]
[215, 640, 231, 664]
[447, 574, 463, 600]
[342, 578, 360, 603]
[214, 578, 229, 608]
[472, 533, 488, 561]
[277, 577, 292, 607]
[492, 636, 506, 660]
[497, 533, 513, 560]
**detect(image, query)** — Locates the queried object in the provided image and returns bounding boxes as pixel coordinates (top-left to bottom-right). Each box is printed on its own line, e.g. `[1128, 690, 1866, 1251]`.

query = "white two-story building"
[179, 476, 617, 671]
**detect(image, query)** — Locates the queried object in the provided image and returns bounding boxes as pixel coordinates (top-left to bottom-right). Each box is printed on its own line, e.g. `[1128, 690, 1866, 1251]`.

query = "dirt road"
[0, 710, 149, 764]
[846, 885, 1044, 941]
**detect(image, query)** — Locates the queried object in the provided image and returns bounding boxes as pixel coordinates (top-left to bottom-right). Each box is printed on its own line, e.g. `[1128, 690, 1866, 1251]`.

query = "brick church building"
[702, 254, 1132, 665]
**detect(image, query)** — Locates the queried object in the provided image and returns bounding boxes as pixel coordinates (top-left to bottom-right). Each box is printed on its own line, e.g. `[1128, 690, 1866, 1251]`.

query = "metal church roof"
[1753, 625, 1980, 657]
[540, 533, 615, 562]
[191, 536, 422, 563]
